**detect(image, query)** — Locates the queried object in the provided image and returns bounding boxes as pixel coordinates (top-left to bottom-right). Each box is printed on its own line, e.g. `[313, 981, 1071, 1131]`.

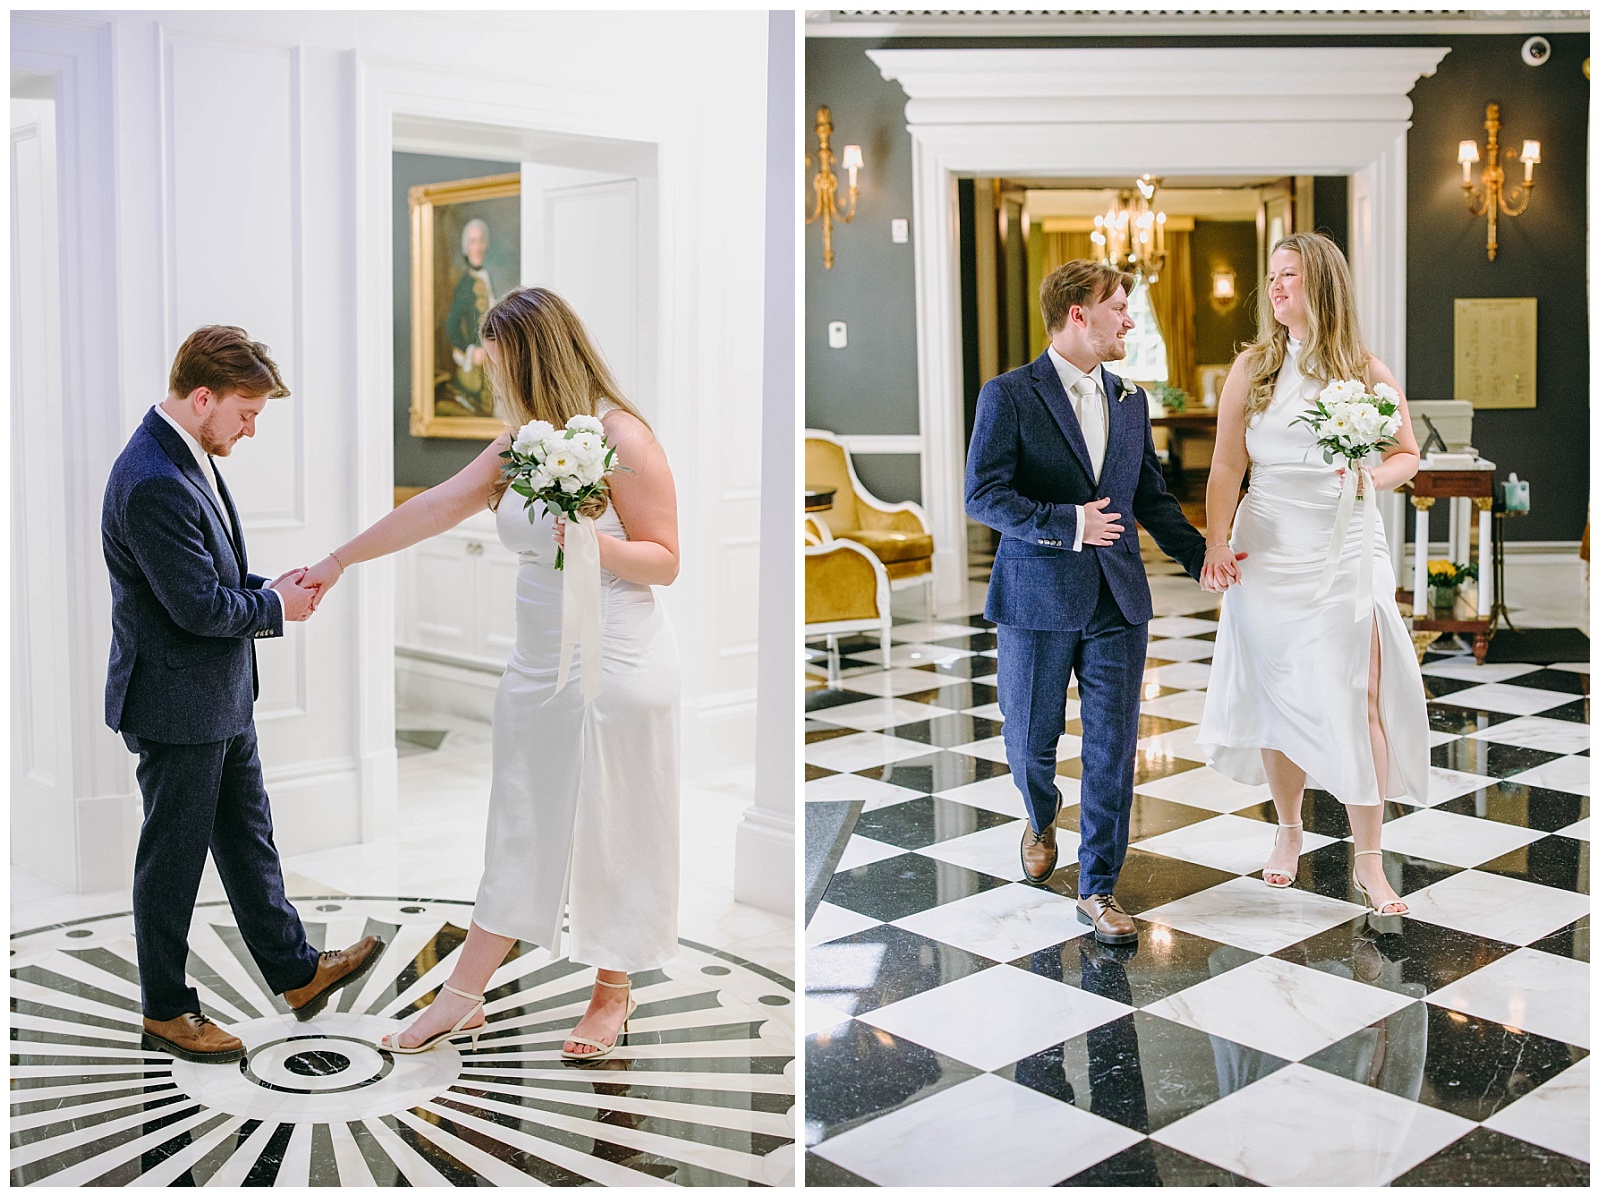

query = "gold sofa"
[805, 516, 891, 686]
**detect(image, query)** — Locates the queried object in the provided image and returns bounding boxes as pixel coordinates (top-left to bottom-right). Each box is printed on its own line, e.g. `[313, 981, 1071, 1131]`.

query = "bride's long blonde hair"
[1239, 232, 1371, 423]
[480, 287, 648, 510]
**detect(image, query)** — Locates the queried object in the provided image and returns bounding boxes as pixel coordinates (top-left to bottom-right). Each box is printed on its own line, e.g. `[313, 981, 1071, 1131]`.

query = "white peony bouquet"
[500, 414, 623, 569]
[1290, 379, 1404, 467]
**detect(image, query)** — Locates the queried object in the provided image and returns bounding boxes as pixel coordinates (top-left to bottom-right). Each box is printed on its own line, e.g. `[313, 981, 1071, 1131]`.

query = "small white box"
[828, 321, 847, 349]
[891, 218, 909, 243]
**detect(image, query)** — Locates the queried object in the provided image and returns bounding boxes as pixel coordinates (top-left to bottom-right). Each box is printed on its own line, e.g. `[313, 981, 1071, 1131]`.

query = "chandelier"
[1091, 175, 1168, 285]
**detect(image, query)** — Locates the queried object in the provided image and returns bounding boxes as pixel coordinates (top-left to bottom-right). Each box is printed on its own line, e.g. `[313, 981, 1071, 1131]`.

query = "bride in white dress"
[301, 287, 679, 1057]
[1196, 233, 1428, 916]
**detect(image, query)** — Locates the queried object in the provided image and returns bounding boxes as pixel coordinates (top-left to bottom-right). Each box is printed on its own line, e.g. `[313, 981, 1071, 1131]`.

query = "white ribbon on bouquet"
[1313, 462, 1377, 624]
[553, 514, 604, 704]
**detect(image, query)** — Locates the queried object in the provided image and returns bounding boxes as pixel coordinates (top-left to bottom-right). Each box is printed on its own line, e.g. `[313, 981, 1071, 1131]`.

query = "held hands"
[1200, 544, 1250, 593]
[268, 567, 317, 622]
[299, 554, 345, 611]
[1082, 497, 1123, 547]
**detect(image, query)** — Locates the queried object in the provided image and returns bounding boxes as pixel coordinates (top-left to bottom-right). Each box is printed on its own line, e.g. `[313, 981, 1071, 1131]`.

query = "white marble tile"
[889, 620, 990, 643]
[1145, 954, 1415, 1062]
[835, 835, 908, 872]
[1147, 615, 1221, 638]
[1429, 729, 1462, 748]
[1136, 688, 1212, 724]
[917, 820, 1073, 881]
[1135, 814, 1338, 876]
[946, 735, 1013, 764]
[1421, 765, 1496, 806]
[1376, 807, 1546, 868]
[1137, 723, 1212, 764]
[852, 642, 976, 668]
[803, 772, 922, 809]
[810, 696, 959, 733]
[1152, 1063, 1473, 1186]
[1557, 817, 1590, 842]
[837, 668, 970, 699]
[1507, 756, 1592, 796]
[1420, 659, 1543, 683]
[1135, 765, 1271, 813]
[893, 882, 1090, 960]
[1403, 869, 1590, 947]
[1548, 661, 1591, 674]
[1143, 661, 1214, 689]
[1483, 1056, 1590, 1163]
[960, 701, 1007, 721]
[1140, 875, 1366, 955]
[1433, 683, 1577, 716]
[1427, 947, 1589, 1048]
[936, 774, 1062, 819]
[810, 1072, 1142, 1187]
[1147, 637, 1216, 662]
[804, 731, 934, 773]
[804, 998, 855, 1038]
[1465, 716, 1592, 756]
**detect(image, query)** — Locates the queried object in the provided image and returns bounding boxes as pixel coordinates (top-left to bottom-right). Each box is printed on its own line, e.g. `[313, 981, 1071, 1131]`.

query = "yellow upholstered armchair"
[804, 428, 935, 616]
[805, 518, 891, 686]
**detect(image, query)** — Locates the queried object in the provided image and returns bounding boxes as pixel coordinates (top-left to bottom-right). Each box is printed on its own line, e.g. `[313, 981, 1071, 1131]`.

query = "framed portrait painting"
[409, 172, 521, 439]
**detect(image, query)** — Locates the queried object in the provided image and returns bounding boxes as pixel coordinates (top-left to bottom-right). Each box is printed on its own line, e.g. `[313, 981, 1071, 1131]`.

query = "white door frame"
[869, 46, 1450, 609]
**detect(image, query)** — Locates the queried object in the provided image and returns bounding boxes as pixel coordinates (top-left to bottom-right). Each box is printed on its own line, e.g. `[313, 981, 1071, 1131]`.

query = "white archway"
[869, 46, 1450, 609]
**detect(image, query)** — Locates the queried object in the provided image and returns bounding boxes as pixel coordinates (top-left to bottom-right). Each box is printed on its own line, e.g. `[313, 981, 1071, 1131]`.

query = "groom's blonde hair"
[1040, 260, 1135, 335]
[479, 287, 649, 510]
[1239, 233, 1370, 424]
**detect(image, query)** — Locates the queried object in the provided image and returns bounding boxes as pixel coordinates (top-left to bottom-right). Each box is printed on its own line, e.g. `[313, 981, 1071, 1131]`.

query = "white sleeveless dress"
[1196, 341, 1430, 806]
[471, 444, 681, 971]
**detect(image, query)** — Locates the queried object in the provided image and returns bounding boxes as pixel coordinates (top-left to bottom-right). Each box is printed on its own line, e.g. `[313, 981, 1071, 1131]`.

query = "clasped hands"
[267, 554, 345, 622]
[1082, 498, 1246, 594]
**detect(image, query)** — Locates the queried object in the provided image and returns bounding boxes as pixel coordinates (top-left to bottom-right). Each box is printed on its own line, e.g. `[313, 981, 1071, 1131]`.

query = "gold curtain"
[1147, 229, 1195, 398]
[1029, 230, 1096, 359]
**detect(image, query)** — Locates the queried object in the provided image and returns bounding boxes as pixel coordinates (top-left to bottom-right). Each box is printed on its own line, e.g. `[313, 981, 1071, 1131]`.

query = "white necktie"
[1073, 376, 1106, 481]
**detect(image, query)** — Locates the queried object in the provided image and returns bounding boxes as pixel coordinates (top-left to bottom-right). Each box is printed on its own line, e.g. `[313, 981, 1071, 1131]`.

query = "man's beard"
[197, 411, 236, 456]
[1096, 332, 1128, 361]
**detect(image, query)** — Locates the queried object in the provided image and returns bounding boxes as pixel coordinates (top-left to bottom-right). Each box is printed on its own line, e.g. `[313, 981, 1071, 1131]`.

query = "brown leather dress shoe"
[1077, 893, 1138, 945]
[1020, 819, 1059, 883]
[283, 935, 384, 1021]
[141, 1012, 245, 1064]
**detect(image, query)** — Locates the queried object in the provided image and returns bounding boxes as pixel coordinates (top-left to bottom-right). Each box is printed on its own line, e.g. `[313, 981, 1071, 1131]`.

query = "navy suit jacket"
[103, 408, 283, 744]
[965, 351, 1206, 631]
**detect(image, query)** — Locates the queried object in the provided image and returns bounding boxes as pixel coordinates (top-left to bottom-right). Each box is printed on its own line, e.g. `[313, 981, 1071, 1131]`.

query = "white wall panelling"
[869, 46, 1448, 609]
[12, 10, 776, 892]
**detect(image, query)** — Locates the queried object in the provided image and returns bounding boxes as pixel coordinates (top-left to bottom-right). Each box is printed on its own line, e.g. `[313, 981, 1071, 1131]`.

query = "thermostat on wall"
[828, 321, 847, 349]
[891, 218, 909, 243]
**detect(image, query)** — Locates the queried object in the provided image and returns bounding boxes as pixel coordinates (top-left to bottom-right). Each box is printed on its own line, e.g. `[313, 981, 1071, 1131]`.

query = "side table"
[1401, 465, 1495, 664]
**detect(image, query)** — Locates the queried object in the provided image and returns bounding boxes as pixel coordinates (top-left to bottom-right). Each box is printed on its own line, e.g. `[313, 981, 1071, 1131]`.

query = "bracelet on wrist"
[328, 550, 348, 576]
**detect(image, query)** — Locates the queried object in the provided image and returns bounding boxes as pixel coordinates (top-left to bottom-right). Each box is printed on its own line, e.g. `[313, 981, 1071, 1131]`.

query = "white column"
[1413, 503, 1430, 603]
[732, 10, 795, 917]
[1478, 503, 1494, 615]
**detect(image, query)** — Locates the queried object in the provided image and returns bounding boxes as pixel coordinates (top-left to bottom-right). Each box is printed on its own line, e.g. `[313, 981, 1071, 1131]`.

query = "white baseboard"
[733, 802, 795, 918]
[396, 654, 502, 724]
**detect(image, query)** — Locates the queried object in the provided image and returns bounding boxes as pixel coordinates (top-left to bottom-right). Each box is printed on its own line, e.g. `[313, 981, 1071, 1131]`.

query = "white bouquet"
[1290, 379, 1404, 466]
[499, 414, 622, 570]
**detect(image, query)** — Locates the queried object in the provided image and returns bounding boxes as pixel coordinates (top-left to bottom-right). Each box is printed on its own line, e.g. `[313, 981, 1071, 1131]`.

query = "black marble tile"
[1431, 738, 1565, 779]
[1422, 674, 1490, 698]
[882, 713, 1003, 749]
[895, 680, 1001, 710]
[1060, 1139, 1261, 1186]
[1502, 668, 1591, 695]
[807, 688, 875, 715]
[854, 750, 1009, 795]
[1002, 1008, 1290, 1136]
[804, 1152, 873, 1185]
[1122, 794, 1225, 843]
[1391, 1125, 1589, 1187]
[1305, 1006, 1588, 1124]
[1230, 789, 1393, 839]
[1477, 835, 1588, 894]
[851, 795, 1018, 851]
[1055, 752, 1202, 786]
[1436, 781, 1590, 832]
[1529, 914, 1589, 963]
[807, 923, 994, 1017]
[1274, 917, 1518, 997]
[1011, 923, 1260, 1008]
[804, 1021, 981, 1147]
[1538, 697, 1591, 724]
[821, 853, 1008, 923]
[910, 655, 999, 681]
[931, 630, 998, 653]
[1104, 849, 1241, 916]
[1428, 704, 1517, 736]
[1286, 840, 1462, 905]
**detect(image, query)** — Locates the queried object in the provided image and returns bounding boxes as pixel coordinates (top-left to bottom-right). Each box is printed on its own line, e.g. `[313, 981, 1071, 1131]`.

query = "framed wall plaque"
[1454, 297, 1537, 409]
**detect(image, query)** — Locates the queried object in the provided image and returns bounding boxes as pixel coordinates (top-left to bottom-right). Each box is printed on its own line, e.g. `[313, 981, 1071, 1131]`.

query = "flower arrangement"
[1290, 379, 1404, 465]
[1152, 382, 1188, 414]
[500, 414, 623, 569]
[1426, 559, 1479, 588]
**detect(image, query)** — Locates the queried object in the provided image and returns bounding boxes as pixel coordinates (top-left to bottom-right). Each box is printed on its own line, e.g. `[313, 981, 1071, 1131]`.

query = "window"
[1121, 280, 1168, 385]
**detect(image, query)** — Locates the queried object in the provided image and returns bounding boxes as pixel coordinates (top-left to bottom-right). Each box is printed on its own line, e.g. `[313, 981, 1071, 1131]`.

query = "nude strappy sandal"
[560, 977, 637, 1061]
[1263, 822, 1302, 888]
[379, 982, 485, 1054]
[1353, 849, 1409, 915]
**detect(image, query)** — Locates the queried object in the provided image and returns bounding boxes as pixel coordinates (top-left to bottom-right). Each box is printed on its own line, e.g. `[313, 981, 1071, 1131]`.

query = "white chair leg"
[826, 633, 840, 688]
[880, 621, 891, 670]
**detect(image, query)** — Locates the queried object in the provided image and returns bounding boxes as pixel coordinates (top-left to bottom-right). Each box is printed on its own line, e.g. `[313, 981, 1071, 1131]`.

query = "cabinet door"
[477, 541, 520, 660]
[408, 537, 477, 657]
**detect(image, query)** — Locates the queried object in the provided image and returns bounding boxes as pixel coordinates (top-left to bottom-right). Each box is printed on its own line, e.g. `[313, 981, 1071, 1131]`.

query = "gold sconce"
[1210, 266, 1237, 312]
[806, 106, 862, 271]
[1458, 103, 1540, 261]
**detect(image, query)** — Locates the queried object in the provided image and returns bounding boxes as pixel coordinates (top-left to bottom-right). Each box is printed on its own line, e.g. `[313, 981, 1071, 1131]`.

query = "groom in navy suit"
[103, 326, 382, 1062]
[966, 261, 1222, 944]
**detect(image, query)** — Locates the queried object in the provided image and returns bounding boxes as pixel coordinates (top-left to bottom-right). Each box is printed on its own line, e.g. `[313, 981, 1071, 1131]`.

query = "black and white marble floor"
[11, 897, 795, 1186]
[804, 557, 1589, 1187]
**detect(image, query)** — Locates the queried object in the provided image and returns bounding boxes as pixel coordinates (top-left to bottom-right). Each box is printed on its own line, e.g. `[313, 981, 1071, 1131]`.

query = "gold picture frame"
[409, 171, 521, 439]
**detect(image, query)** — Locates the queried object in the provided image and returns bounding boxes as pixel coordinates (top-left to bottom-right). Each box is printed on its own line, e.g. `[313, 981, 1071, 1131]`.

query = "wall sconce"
[1210, 266, 1237, 312]
[1458, 102, 1539, 261]
[805, 106, 862, 271]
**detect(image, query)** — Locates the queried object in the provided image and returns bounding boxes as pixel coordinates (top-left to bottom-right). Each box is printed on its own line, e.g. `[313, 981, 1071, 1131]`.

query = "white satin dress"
[1196, 341, 1430, 806]
[471, 478, 681, 972]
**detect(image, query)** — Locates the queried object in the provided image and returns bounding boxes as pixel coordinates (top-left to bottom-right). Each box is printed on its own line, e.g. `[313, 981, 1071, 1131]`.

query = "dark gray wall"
[393, 152, 520, 489]
[1191, 220, 1259, 367]
[806, 31, 1590, 536]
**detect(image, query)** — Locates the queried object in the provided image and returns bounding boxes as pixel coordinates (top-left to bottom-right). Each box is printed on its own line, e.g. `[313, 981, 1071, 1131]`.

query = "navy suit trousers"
[997, 579, 1148, 897]
[126, 725, 320, 1019]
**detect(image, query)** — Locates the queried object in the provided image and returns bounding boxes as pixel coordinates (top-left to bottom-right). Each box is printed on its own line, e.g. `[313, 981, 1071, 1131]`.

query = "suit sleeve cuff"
[1072, 505, 1086, 552]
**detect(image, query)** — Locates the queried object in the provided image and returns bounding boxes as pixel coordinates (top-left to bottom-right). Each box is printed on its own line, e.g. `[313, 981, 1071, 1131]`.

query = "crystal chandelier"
[1091, 175, 1168, 285]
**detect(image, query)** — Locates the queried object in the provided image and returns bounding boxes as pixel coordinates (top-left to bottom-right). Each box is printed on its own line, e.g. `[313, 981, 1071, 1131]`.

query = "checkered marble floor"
[804, 562, 1589, 1187]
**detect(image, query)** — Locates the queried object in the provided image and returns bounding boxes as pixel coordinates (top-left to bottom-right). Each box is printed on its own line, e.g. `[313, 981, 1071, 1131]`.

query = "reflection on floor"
[804, 554, 1589, 1187]
[11, 712, 795, 1187]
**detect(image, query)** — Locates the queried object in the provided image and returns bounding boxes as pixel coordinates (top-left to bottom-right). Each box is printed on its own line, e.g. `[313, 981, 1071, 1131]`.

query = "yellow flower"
[1427, 558, 1455, 572]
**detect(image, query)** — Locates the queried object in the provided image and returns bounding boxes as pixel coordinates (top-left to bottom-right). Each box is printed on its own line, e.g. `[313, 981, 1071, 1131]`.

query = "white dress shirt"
[1046, 345, 1109, 552]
